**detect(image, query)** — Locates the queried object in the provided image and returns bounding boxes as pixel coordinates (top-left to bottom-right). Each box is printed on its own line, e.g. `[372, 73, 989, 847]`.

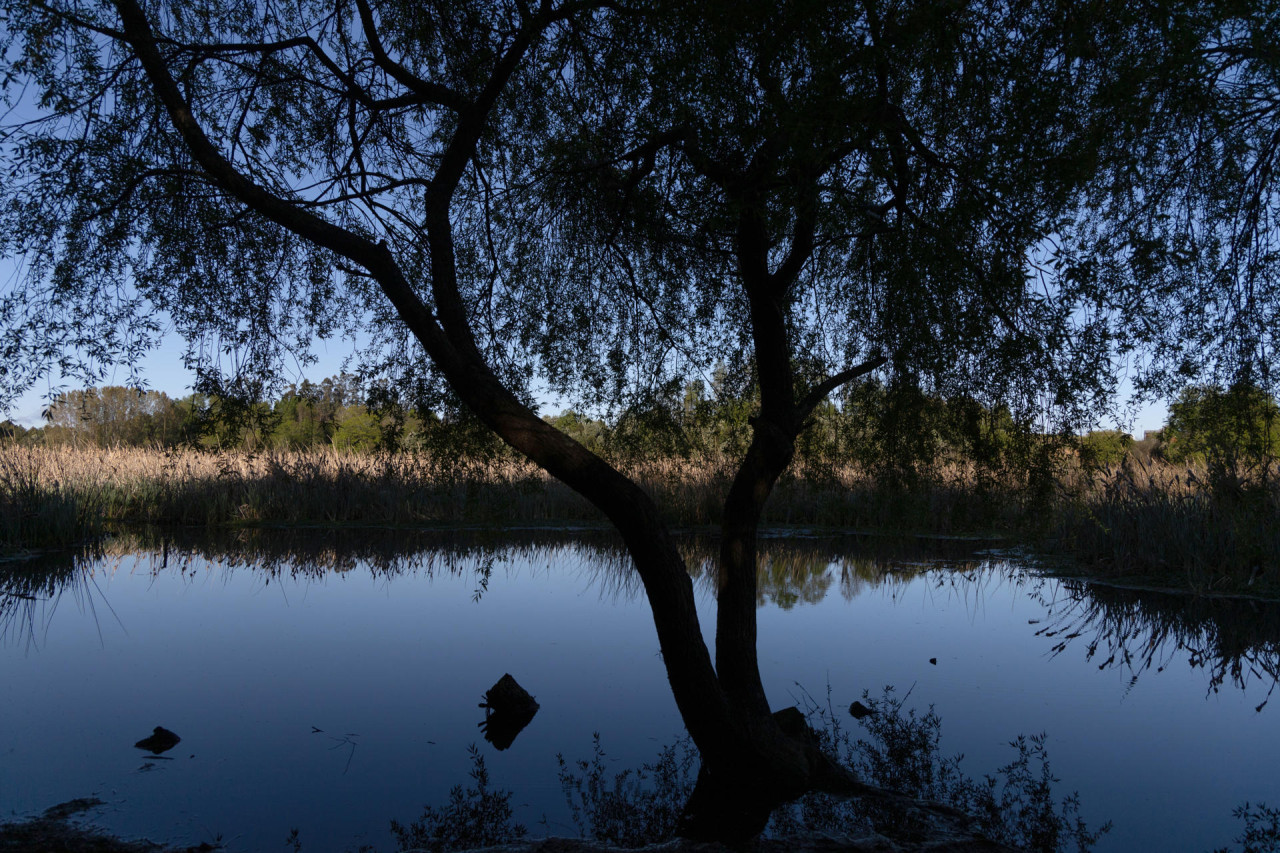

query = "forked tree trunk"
[113, 0, 833, 833]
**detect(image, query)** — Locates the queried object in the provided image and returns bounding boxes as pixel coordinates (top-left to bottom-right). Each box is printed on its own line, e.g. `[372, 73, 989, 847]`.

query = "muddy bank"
[0, 799, 215, 853]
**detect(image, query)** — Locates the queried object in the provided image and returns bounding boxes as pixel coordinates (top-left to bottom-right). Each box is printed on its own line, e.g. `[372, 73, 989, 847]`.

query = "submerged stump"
[134, 726, 181, 755]
[479, 674, 539, 750]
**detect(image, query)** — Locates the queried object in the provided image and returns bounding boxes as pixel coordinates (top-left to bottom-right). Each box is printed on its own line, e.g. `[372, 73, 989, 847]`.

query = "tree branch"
[797, 354, 888, 422]
[353, 0, 467, 111]
[769, 182, 819, 294]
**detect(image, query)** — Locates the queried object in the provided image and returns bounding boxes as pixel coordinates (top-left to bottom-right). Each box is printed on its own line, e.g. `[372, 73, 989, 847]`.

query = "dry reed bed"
[1, 445, 595, 528]
[0, 446, 1028, 529]
[1050, 459, 1280, 592]
[3, 445, 1278, 595]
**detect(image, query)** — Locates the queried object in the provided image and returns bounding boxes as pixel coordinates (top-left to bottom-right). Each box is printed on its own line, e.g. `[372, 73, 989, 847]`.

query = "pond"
[2, 529, 1277, 852]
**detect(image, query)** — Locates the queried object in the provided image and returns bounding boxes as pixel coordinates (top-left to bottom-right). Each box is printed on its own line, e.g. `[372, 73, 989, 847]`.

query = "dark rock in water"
[134, 726, 181, 754]
[479, 674, 539, 750]
[481, 674, 540, 716]
[772, 705, 807, 732]
[849, 700, 875, 720]
[929, 658, 938, 665]
[479, 709, 537, 751]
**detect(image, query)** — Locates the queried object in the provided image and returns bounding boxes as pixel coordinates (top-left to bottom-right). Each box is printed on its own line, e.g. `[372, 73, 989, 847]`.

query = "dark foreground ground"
[1, 800, 1014, 853]
[0, 799, 212, 852]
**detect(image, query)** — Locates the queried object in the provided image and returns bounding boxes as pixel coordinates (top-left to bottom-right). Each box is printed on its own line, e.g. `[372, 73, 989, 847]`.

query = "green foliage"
[43, 386, 186, 448]
[409, 406, 512, 465]
[1078, 430, 1134, 468]
[842, 380, 948, 483]
[331, 410, 382, 453]
[183, 393, 278, 451]
[1164, 383, 1280, 473]
[389, 745, 526, 853]
[543, 411, 608, 456]
[0, 421, 28, 444]
[270, 385, 336, 450]
[20, 376, 1074, 489]
[26, 376, 439, 455]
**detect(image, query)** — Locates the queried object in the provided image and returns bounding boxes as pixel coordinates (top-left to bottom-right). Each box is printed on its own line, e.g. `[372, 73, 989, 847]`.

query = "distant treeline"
[3, 375, 1279, 475]
[3, 375, 419, 453]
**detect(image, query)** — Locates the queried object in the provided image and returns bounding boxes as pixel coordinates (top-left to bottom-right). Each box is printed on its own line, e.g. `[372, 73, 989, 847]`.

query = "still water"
[2, 529, 1277, 851]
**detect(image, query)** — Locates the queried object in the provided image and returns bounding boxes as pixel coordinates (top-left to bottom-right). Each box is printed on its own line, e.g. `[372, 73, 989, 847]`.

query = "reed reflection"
[1031, 578, 1280, 711]
[0, 548, 122, 652]
[3, 529, 1277, 711]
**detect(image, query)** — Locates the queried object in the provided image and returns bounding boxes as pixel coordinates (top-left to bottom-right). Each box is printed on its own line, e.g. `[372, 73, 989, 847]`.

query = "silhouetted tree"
[0, 0, 1271, 837]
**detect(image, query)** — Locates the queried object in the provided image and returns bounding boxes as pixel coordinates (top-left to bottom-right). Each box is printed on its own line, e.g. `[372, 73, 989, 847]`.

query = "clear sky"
[1, 333, 365, 427]
[1, 326, 1173, 436]
[0, 248, 1171, 434]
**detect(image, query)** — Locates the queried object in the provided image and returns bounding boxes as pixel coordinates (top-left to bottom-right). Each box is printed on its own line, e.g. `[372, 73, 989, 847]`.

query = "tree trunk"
[717, 423, 797, 718]
[113, 0, 830, 832]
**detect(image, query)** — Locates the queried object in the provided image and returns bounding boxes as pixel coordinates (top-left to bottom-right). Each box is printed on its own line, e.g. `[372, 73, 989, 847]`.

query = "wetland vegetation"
[5, 378, 1280, 598]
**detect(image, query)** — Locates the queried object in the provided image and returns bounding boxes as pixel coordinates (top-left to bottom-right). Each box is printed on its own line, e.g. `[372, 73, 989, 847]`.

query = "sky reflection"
[1, 530, 1277, 852]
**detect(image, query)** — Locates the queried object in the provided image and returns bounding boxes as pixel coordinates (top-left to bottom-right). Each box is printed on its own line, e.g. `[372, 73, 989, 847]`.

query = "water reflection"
[4, 529, 1279, 709]
[1032, 578, 1280, 711]
[119, 525, 633, 580]
[0, 527, 630, 648]
[0, 548, 124, 652]
[3, 528, 1278, 851]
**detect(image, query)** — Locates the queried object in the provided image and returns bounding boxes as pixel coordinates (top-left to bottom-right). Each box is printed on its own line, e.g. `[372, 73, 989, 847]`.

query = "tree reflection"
[402, 690, 1109, 852]
[5, 530, 1278, 716]
[1030, 579, 1280, 711]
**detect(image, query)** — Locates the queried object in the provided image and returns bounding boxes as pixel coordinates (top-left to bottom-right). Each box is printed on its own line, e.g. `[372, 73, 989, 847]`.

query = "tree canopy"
[1164, 381, 1280, 470]
[1, 0, 1276, 838]
[3, 0, 1271, 420]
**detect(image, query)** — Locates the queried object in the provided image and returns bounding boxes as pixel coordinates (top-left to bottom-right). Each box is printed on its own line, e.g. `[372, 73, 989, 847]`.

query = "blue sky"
[1, 332, 364, 427]
[1, 327, 1172, 436]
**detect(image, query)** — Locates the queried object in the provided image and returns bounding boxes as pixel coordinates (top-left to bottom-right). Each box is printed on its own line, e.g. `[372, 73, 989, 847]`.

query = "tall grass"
[1050, 457, 1280, 594]
[0, 445, 596, 531]
[1, 445, 1276, 596]
[0, 445, 1024, 534]
[0, 447, 102, 550]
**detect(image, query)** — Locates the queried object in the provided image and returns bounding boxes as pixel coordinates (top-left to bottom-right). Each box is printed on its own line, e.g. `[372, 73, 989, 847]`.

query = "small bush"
[556, 733, 699, 847]
[389, 745, 526, 852]
[771, 686, 1111, 853]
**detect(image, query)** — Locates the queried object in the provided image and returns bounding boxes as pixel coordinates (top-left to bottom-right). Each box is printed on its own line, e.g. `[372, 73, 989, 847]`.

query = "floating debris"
[134, 726, 181, 755]
[849, 700, 875, 720]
